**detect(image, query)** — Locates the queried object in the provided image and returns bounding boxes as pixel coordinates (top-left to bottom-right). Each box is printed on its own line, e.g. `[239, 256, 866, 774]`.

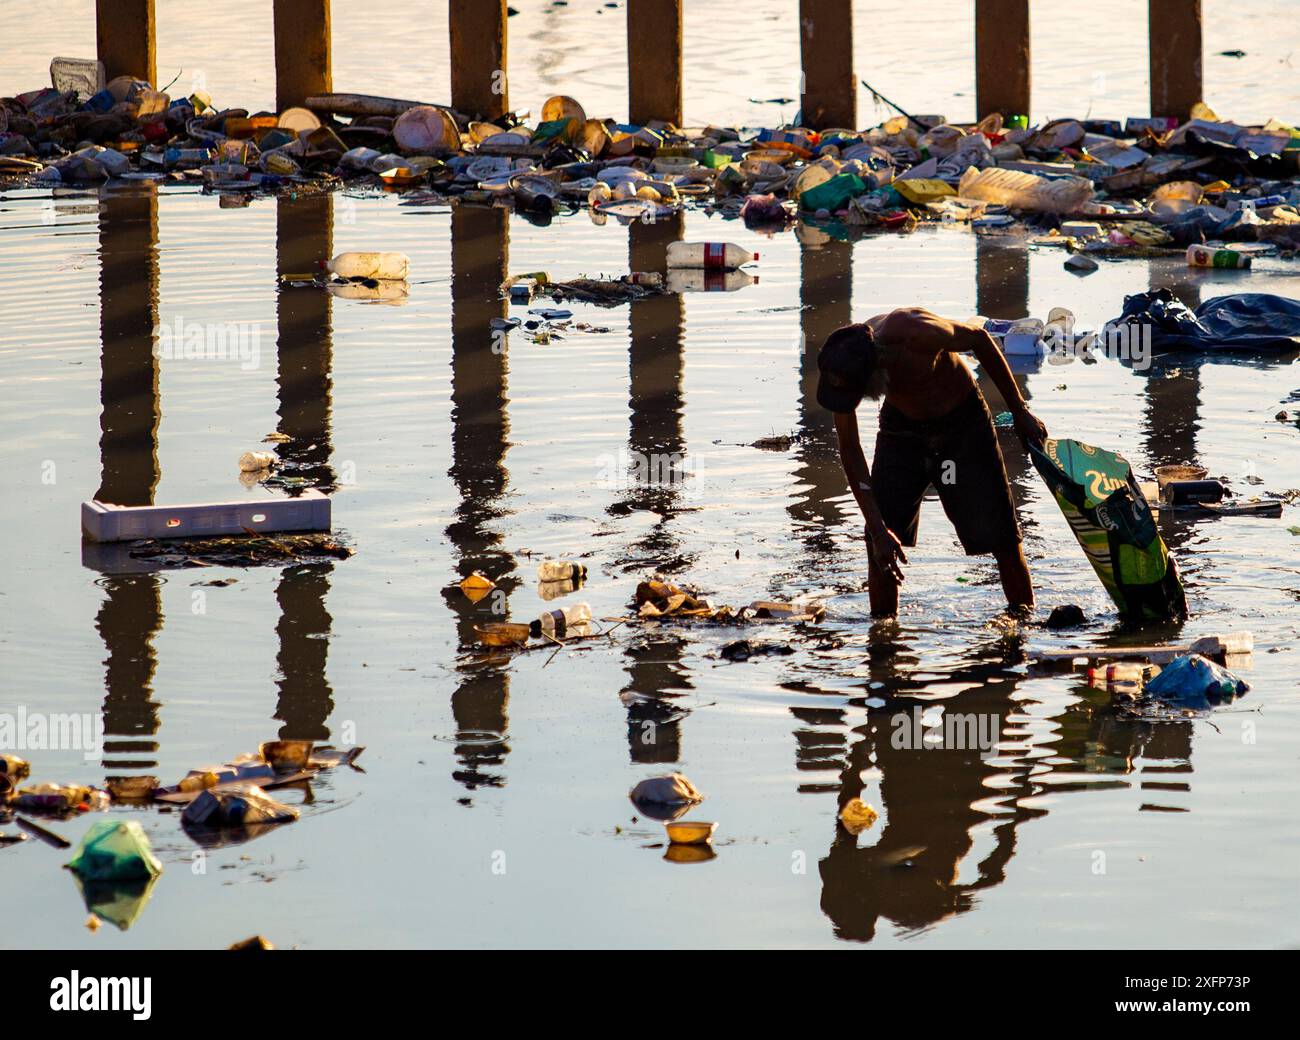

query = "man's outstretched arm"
[961, 325, 1049, 444]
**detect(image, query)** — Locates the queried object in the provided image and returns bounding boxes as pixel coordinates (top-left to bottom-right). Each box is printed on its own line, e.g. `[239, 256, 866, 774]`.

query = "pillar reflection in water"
[446, 205, 513, 791]
[94, 183, 162, 773]
[619, 211, 687, 526]
[790, 228, 851, 559]
[619, 212, 693, 760]
[973, 236, 1033, 490]
[270, 195, 337, 742]
[275, 193, 336, 492]
[1142, 261, 1203, 552]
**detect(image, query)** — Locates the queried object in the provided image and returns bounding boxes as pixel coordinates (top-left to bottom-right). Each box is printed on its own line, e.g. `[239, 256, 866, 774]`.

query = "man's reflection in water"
[95, 183, 162, 773]
[814, 657, 1197, 940]
[817, 641, 1035, 942]
[446, 205, 514, 792]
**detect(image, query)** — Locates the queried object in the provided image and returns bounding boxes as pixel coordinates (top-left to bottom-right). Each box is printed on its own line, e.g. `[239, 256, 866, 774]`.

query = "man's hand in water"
[1013, 406, 1048, 445]
[866, 522, 908, 583]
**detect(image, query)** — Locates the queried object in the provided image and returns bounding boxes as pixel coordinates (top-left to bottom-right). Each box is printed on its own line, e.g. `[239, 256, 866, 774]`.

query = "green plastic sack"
[799, 173, 866, 213]
[66, 819, 163, 882]
[1029, 438, 1187, 622]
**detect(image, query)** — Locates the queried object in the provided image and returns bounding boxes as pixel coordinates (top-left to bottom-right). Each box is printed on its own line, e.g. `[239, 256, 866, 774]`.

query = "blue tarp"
[1106, 289, 1300, 354]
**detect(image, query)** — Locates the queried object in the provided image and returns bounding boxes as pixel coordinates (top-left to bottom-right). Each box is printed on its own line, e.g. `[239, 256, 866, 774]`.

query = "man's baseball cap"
[816, 323, 877, 413]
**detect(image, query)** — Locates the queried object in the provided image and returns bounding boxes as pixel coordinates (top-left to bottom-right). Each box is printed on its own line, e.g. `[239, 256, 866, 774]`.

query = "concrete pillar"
[975, 0, 1031, 121]
[450, 0, 508, 121]
[1149, 0, 1203, 120]
[799, 0, 856, 130]
[96, 0, 156, 86]
[628, 0, 683, 125]
[274, 0, 332, 113]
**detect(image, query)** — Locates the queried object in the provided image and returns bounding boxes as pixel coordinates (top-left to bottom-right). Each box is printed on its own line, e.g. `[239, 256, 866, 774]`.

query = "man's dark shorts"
[871, 389, 1021, 556]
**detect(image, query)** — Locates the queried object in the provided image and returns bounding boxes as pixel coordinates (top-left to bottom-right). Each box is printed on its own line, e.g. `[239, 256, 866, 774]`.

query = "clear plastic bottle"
[665, 241, 759, 270]
[530, 602, 592, 638]
[538, 560, 587, 582]
[325, 251, 410, 280]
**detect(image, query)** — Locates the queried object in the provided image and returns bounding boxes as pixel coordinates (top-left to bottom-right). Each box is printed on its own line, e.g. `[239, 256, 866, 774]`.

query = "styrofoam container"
[81, 489, 330, 543]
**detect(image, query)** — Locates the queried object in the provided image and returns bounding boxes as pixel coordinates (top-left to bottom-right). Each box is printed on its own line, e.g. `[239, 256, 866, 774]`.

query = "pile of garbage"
[6, 59, 1299, 259]
[1, 741, 363, 929]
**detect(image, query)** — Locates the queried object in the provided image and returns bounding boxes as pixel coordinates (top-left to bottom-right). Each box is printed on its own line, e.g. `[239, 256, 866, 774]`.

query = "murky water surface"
[2, 2, 1298, 948]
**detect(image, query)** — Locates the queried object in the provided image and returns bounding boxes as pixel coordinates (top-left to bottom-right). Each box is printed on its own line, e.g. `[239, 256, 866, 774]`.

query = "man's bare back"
[864, 308, 979, 420]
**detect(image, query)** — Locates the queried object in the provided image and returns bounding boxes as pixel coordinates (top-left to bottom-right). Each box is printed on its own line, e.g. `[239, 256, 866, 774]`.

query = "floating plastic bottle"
[530, 602, 592, 638]
[957, 166, 1094, 214]
[13, 783, 108, 813]
[538, 560, 587, 583]
[665, 241, 759, 270]
[325, 251, 410, 280]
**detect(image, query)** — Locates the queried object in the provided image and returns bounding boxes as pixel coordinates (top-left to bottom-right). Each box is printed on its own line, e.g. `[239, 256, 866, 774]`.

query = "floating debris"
[124, 532, 353, 567]
[665, 820, 717, 845]
[65, 820, 162, 882]
[629, 773, 704, 822]
[838, 798, 879, 835]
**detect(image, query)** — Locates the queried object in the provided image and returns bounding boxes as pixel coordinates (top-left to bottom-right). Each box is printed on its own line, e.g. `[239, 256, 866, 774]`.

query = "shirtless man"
[816, 308, 1048, 617]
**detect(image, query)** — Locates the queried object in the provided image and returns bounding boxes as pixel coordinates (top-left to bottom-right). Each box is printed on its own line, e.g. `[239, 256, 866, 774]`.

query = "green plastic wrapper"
[1029, 438, 1187, 622]
[66, 819, 163, 882]
[798, 172, 866, 213]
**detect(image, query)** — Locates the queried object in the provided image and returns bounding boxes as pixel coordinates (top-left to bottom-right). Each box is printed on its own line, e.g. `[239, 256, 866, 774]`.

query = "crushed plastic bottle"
[530, 602, 592, 638]
[537, 560, 587, 583]
[958, 166, 1095, 214]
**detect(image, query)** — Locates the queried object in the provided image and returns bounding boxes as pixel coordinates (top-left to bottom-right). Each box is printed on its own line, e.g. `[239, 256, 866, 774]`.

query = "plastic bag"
[1029, 438, 1187, 622]
[66, 820, 163, 881]
[1143, 654, 1249, 710]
